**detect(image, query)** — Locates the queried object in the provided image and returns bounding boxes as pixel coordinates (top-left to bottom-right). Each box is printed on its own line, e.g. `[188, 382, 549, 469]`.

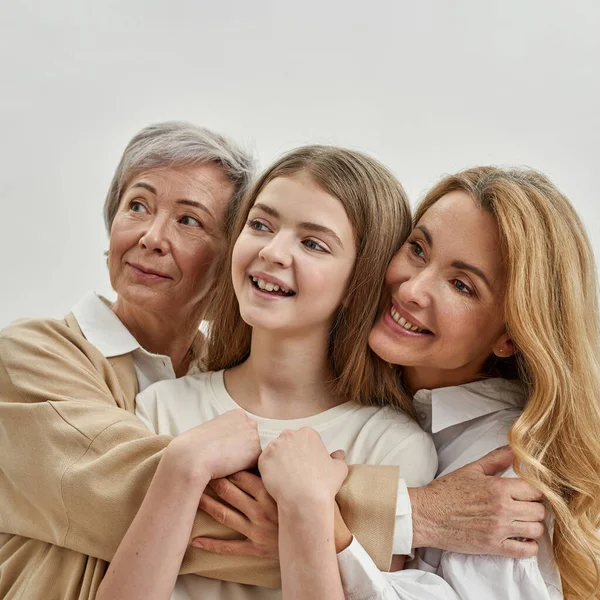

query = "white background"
[1, 0, 599, 326]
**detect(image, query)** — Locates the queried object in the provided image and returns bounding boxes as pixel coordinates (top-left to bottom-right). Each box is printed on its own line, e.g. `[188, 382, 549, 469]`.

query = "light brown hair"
[204, 145, 415, 416]
[416, 166, 600, 599]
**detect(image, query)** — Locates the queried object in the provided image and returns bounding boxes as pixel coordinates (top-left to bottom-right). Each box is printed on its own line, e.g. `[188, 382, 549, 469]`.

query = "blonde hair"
[416, 166, 600, 599]
[205, 145, 415, 416]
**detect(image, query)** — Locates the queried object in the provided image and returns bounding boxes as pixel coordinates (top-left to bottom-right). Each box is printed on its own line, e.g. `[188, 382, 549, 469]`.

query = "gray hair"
[103, 121, 256, 234]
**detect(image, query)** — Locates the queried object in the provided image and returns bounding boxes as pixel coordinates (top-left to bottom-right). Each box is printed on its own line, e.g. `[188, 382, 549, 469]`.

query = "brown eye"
[130, 201, 147, 213]
[180, 215, 202, 228]
[409, 241, 425, 258]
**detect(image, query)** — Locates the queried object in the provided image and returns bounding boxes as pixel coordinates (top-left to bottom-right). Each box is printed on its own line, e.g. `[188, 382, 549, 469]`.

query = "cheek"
[178, 240, 218, 283]
[384, 252, 409, 286]
[439, 304, 495, 352]
[109, 218, 139, 257]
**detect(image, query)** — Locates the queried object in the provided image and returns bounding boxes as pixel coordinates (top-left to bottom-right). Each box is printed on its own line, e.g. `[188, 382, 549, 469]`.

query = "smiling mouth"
[390, 306, 432, 334]
[250, 276, 296, 297]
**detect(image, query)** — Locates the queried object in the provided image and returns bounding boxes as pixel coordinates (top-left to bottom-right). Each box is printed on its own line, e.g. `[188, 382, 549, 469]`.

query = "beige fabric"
[0, 314, 398, 599]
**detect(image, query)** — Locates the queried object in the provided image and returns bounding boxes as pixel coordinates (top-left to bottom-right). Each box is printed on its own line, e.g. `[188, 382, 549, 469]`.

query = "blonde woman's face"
[231, 173, 356, 336]
[369, 190, 514, 390]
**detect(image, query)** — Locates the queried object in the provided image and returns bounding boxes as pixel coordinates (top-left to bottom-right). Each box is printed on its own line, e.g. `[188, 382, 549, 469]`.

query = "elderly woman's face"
[108, 164, 234, 320]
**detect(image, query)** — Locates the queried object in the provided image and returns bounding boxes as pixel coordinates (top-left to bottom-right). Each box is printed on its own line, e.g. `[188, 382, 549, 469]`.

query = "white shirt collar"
[413, 378, 527, 434]
[71, 291, 142, 358]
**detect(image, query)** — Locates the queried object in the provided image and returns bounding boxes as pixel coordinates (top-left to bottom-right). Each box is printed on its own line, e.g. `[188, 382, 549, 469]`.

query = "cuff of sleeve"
[336, 464, 399, 571]
[392, 479, 413, 556]
[338, 536, 389, 600]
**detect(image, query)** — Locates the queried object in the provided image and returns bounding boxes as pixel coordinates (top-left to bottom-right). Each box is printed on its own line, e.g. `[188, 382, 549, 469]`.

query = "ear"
[492, 332, 516, 358]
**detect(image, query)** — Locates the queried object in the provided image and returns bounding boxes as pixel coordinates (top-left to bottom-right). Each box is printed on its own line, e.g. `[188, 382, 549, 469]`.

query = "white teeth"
[390, 306, 426, 333]
[253, 277, 292, 295]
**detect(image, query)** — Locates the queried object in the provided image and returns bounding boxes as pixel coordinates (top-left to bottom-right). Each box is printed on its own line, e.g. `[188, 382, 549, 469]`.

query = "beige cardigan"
[0, 313, 399, 599]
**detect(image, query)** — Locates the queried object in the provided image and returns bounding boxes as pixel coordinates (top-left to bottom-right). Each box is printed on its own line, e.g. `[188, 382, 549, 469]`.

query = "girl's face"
[369, 190, 514, 390]
[232, 172, 356, 335]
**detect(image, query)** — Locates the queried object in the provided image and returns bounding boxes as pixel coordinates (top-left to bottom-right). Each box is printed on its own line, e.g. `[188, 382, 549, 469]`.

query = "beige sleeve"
[0, 318, 279, 587]
[0, 319, 397, 585]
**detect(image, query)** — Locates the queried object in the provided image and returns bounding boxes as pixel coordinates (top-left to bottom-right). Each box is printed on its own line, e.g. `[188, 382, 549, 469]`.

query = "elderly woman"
[0, 122, 545, 600]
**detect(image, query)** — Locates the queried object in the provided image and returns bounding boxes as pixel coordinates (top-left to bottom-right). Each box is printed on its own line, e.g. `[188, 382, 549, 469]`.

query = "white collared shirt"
[337, 378, 563, 600]
[71, 291, 177, 391]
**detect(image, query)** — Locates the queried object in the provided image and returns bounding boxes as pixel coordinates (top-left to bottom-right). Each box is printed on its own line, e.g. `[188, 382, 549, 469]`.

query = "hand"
[409, 446, 547, 558]
[166, 410, 261, 484]
[259, 427, 348, 508]
[191, 471, 279, 558]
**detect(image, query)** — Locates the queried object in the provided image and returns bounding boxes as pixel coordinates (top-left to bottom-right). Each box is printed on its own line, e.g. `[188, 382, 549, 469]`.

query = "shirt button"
[419, 412, 427, 421]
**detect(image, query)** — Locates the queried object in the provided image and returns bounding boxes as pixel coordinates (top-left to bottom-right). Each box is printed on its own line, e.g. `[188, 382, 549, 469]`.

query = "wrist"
[408, 485, 436, 549]
[278, 493, 336, 521]
[163, 439, 211, 491]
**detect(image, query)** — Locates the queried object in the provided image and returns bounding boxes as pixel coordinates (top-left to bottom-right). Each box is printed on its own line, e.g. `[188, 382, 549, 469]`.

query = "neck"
[225, 326, 344, 419]
[403, 363, 485, 395]
[112, 297, 201, 376]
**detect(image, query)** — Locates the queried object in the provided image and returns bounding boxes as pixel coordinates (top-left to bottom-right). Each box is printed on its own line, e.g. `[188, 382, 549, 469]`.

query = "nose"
[258, 233, 292, 268]
[139, 216, 170, 254]
[396, 267, 434, 308]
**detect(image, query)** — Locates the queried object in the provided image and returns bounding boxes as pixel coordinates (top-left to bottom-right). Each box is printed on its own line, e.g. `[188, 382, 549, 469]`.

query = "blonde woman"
[335, 167, 600, 599]
[96, 146, 442, 600]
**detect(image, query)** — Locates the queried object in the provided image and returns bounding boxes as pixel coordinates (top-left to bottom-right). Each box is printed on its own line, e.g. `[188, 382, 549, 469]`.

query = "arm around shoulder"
[0, 319, 280, 587]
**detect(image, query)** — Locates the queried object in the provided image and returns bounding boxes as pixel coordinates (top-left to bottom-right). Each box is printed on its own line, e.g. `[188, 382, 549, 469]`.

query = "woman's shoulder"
[349, 404, 437, 481]
[0, 314, 106, 369]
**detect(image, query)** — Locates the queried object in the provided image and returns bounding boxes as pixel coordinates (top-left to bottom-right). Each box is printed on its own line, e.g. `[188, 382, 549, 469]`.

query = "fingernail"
[192, 541, 204, 548]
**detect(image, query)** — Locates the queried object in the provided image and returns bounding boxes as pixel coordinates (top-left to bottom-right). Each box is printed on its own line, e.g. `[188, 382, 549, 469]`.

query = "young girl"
[96, 146, 438, 600]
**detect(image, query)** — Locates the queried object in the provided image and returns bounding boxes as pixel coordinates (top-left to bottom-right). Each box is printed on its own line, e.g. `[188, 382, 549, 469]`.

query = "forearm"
[279, 499, 344, 600]
[96, 448, 208, 600]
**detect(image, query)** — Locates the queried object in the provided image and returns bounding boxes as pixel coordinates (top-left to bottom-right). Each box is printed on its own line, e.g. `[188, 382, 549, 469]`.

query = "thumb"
[466, 445, 514, 476]
[330, 449, 347, 462]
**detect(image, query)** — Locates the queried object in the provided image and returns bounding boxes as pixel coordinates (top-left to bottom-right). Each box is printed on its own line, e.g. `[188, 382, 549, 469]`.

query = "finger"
[198, 493, 251, 536]
[470, 446, 515, 476]
[498, 538, 539, 559]
[512, 499, 548, 523]
[507, 479, 544, 503]
[209, 478, 256, 514]
[509, 520, 546, 540]
[191, 538, 263, 557]
[228, 471, 268, 500]
[330, 449, 346, 461]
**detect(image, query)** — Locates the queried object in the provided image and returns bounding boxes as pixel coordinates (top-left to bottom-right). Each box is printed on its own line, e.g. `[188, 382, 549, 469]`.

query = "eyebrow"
[451, 260, 492, 290]
[251, 202, 344, 248]
[130, 182, 213, 217]
[415, 225, 433, 246]
[415, 224, 492, 290]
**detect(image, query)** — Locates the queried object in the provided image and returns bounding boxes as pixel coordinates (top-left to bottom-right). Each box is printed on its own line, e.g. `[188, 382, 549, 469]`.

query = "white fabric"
[71, 291, 176, 391]
[135, 369, 438, 600]
[336, 378, 563, 600]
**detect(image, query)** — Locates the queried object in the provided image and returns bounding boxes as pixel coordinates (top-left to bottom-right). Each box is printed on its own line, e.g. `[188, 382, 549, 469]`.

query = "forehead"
[254, 173, 352, 229]
[418, 190, 504, 281]
[126, 164, 234, 210]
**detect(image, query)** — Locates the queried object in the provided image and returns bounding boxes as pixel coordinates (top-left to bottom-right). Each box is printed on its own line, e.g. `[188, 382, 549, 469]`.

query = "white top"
[71, 292, 177, 391]
[336, 378, 564, 600]
[135, 369, 438, 600]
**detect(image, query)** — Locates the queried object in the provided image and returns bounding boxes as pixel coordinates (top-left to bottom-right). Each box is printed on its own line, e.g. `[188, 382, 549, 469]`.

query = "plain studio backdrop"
[1, 0, 599, 326]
